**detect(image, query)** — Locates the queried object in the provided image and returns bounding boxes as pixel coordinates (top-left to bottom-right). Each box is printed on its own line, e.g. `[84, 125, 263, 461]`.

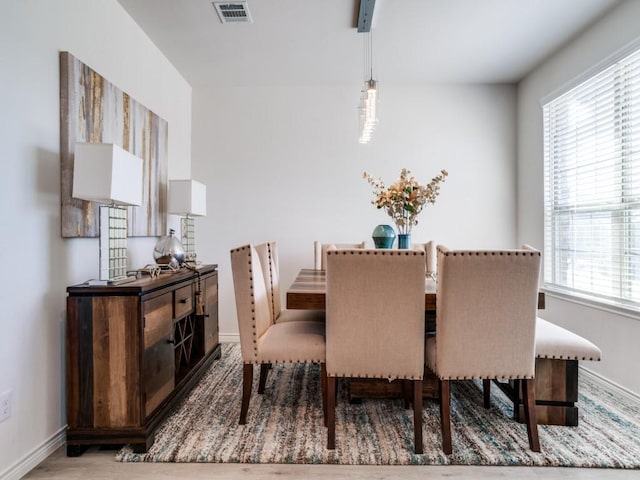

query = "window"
[543, 45, 640, 313]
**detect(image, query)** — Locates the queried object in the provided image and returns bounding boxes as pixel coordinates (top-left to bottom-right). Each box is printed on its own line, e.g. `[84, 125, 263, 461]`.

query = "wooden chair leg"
[522, 378, 541, 452]
[240, 363, 253, 425]
[440, 379, 452, 455]
[483, 379, 491, 409]
[413, 379, 423, 454]
[321, 363, 327, 427]
[327, 376, 336, 450]
[258, 363, 271, 394]
[512, 379, 522, 421]
[403, 379, 412, 409]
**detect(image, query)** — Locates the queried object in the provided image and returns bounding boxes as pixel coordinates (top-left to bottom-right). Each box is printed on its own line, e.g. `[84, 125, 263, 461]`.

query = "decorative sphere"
[153, 229, 185, 268]
[372, 224, 396, 249]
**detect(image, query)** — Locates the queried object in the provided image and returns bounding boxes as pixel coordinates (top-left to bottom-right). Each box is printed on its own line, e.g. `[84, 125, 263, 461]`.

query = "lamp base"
[99, 205, 129, 282]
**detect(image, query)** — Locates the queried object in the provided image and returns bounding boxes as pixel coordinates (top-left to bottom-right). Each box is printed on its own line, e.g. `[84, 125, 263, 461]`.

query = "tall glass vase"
[397, 233, 411, 249]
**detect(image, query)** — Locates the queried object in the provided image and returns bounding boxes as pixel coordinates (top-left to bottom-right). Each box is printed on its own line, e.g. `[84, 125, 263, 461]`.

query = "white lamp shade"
[168, 179, 207, 216]
[72, 143, 143, 206]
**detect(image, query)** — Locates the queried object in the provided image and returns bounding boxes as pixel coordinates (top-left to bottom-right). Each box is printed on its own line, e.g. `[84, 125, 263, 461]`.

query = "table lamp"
[72, 142, 143, 282]
[168, 179, 207, 261]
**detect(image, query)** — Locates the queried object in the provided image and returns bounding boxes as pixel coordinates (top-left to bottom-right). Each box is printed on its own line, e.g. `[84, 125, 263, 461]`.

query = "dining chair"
[426, 245, 542, 454]
[255, 241, 325, 323]
[313, 240, 366, 270]
[230, 244, 326, 424]
[325, 249, 426, 454]
[413, 240, 437, 277]
[254, 241, 325, 393]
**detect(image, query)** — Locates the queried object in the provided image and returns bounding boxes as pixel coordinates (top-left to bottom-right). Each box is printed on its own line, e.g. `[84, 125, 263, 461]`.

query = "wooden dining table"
[286, 268, 545, 312]
[285, 268, 546, 402]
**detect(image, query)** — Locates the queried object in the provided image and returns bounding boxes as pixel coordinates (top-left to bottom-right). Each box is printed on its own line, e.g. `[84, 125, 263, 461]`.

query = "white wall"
[0, 0, 191, 476]
[192, 83, 517, 339]
[517, 0, 640, 395]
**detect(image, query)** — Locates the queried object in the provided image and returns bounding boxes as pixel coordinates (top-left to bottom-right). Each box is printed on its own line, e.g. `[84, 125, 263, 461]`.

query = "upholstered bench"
[496, 317, 602, 426]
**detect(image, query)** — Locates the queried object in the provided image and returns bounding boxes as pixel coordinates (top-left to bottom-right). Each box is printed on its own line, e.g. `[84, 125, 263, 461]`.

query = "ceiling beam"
[357, 0, 376, 33]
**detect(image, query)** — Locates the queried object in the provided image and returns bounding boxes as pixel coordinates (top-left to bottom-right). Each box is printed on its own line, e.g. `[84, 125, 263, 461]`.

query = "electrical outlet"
[0, 391, 11, 422]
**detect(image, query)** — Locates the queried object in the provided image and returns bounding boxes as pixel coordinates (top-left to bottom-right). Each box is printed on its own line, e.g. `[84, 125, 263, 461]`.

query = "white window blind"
[543, 45, 640, 313]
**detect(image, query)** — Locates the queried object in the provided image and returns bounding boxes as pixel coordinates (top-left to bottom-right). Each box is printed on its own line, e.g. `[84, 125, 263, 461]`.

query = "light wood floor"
[22, 447, 640, 480]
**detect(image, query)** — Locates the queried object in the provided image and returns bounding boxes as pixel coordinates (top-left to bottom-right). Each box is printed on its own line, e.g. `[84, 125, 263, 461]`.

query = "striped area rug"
[116, 344, 640, 467]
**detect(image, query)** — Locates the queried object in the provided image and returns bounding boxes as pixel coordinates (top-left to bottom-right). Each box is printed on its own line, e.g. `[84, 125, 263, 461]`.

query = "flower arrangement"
[363, 168, 448, 234]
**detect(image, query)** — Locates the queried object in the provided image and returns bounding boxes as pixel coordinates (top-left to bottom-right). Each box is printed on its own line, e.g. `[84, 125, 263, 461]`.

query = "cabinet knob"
[179, 298, 189, 304]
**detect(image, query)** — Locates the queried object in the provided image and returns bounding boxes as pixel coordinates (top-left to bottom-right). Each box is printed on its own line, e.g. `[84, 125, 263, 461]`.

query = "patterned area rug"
[116, 344, 640, 467]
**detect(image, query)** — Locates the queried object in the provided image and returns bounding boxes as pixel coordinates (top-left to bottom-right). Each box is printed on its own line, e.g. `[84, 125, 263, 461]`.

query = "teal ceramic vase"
[397, 233, 411, 249]
[372, 224, 396, 249]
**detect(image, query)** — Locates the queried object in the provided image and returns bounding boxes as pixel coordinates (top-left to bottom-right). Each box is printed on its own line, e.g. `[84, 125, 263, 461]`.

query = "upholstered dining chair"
[325, 249, 426, 454]
[426, 245, 542, 454]
[313, 240, 366, 270]
[254, 241, 325, 393]
[255, 241, 325, 323]
[230, 244, 326, 424]
[413, 240, 437, 277]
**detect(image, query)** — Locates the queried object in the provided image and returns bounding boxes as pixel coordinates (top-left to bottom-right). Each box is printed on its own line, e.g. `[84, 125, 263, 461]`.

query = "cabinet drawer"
[144, 293, 173, 349]
[174, 285, 194, 318]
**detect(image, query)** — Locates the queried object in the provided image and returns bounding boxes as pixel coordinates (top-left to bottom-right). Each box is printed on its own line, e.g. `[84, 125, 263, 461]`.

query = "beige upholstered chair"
[413, 240, 437, 277]
[313, 240, 366, 270]
[255, 241, 325, 324]
[230, 244, 326, 424]
[325, 249, 426, 454]
[426, 245, 542, 454]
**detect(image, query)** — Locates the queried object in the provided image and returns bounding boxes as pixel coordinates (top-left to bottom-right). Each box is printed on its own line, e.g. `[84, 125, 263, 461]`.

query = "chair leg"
[240, 363, 253, 425]
[321, 363, 327, 427]
[483, 379, 491, 409]
[440, 379, 452, 455]
[403, 379, 412, 409]
[327, 376, 336, 450]
[413, 379, 423, 454]
[512, 379, 522, 421]
[258, 363, 271, 394]
[522, 378, 541, 452]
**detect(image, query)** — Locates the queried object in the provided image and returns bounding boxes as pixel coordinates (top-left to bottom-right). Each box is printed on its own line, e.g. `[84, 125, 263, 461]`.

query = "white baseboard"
[220, 333, 239, 343]
[0, 426, 65, 480]
[580, 365, 640, 407]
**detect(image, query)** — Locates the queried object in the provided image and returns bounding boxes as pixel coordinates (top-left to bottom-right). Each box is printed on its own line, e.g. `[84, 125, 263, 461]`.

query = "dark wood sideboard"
[65, 264, 220, 456]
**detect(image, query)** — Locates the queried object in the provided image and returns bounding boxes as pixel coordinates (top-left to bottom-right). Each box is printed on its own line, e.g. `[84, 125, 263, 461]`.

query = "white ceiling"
[116, 0, 621, 87]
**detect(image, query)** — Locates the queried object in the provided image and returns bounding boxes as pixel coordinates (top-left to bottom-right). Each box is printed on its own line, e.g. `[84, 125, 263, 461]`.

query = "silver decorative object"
[153, 229, 185, 268]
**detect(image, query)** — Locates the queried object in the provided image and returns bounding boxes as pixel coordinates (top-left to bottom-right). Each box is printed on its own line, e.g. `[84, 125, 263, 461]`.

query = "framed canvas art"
[60, 51, 168, 238]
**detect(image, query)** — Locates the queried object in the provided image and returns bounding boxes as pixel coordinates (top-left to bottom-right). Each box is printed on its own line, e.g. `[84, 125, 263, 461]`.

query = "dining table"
[286, 268, 545, 313]
[285, 268, 546, 402]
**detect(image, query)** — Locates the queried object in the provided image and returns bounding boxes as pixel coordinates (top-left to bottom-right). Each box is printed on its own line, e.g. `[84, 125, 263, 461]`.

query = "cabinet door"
[67, 295, 142, 429]
[143, 292, 175, 417]
[203, 274, 219, 354]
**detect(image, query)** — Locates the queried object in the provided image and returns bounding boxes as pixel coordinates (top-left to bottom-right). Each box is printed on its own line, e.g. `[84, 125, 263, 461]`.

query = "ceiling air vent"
[213, 2, 253, 24]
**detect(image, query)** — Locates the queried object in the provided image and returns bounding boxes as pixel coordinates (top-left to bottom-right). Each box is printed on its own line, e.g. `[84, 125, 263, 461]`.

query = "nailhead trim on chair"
[327, 250, 425, 257]
[265, 242, 277, 323]
[537, 354, 600, 361]
[436, 246, 540, 258]
[253, 358, 326, 364]
[329, 372, 423, 380]
[438, 374, 535, 380]
[230, 244, 260, 359]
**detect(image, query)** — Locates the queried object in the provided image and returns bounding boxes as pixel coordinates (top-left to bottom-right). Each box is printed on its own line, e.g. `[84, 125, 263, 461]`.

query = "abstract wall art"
[60, 51, 168, 238]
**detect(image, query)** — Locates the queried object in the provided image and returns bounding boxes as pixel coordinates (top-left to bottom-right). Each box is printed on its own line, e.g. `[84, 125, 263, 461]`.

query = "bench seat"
[496, 317, 601, 426]
[535, 318, 601, 362]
